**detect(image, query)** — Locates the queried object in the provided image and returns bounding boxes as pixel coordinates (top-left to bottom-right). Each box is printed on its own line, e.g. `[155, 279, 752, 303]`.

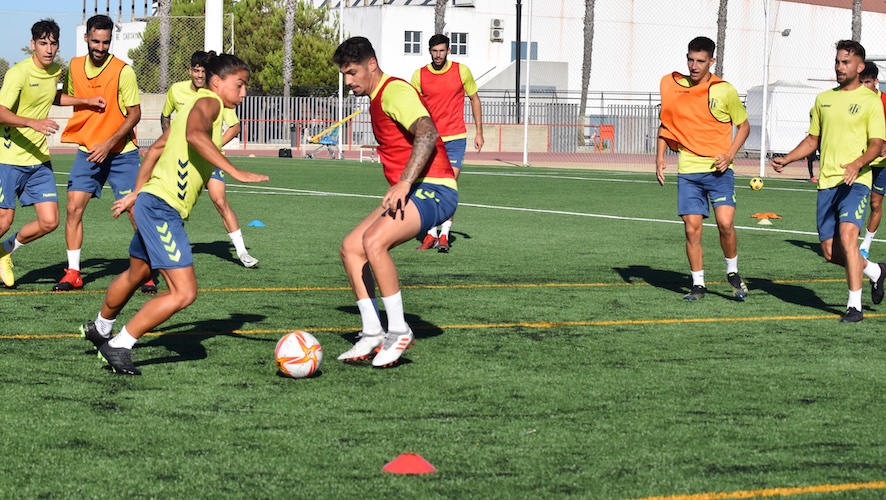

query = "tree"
[852, 0, 862, 41]
[715, 0, 728, 77]
[577, 0, 595, 147]
[159, 0, 172, 91]
[283, 0, 295, 99]
[434, 0, 447, 34]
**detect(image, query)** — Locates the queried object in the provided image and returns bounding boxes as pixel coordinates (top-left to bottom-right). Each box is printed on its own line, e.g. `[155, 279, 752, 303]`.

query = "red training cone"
[382, 453, 437, 474]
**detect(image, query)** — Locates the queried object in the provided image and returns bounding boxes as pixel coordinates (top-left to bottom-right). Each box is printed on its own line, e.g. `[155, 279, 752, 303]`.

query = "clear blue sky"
[1, 2, 152, 65]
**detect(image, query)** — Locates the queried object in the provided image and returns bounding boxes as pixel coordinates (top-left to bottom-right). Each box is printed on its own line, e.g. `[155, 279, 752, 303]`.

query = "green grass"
[3, 155, 886, 498]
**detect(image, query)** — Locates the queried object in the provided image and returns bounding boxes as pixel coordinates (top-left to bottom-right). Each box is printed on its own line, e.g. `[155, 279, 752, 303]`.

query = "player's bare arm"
[87, 104, 141, 164]
[56, 93, 105, 111]
[160, 115, 171, 133]
[843, 137, 884, 185]
[382, 116, 439, 217]
[221, 122, 241, 147]
[655, 127, 668, 186]
[469, 92, 484, 152]
[771, 134, 819, 173]
[186, 98, 268, 184]
[112, 129, 169, 219]
[0, 105, 58, 136]
[713, 120, 750, 172]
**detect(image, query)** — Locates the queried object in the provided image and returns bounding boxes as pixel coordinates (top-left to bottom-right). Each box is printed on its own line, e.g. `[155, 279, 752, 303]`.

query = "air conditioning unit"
[453, 0, 475, 5]
[490, 18, 504, 42]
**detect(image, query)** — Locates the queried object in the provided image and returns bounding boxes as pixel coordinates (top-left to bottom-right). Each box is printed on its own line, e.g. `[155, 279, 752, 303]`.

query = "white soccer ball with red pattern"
[275, 331, 323, 378]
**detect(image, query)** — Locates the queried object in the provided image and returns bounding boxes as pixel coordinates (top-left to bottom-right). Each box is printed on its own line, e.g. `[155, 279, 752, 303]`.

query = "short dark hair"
[86, 15, 114, 32]
[32, 18, 60, 42]
[333, 37, 377, 67]
[190, 50, 215, 68]
[836, 39, 866, 60]
[204, 52, 248, 81]
[688, 36, 715, 58]
[861, 61, 879, 79]
[429, 34, 450, 50]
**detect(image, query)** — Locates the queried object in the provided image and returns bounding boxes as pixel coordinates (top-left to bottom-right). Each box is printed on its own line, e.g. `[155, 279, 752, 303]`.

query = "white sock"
[381, 291, 407, 333]
[440, 220, 453, 237]
[3, 234, 23, 254]
[848, 288, 863, 311]
[94, 314, 116, 338]
[228, 229, 248, 256]
[108, 326, 137, 349]
[861, 230, 876, 251]
[427, 227, 438, 238]
[725, 256, 738, 274]
[67, 249, 81, 271]
[356, 298, 383, 335]
[691, 270, 705, 287]
[864, 260, 882, 282]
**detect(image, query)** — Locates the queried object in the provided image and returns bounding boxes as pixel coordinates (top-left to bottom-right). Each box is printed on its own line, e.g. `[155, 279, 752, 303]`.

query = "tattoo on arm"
[402, 116, 439, 183]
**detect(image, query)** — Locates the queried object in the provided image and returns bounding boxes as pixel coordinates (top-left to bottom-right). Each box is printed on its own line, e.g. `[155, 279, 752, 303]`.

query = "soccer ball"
[749, 177, 764, 190]
[275, 331, 323, 378]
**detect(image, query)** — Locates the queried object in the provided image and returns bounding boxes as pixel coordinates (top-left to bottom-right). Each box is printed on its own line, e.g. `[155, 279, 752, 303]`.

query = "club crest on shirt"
[849, 103, 860, 115]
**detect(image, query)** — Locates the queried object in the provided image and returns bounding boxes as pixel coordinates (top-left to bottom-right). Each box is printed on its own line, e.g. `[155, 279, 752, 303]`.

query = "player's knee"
[873, 197, 883, 211]
[38, 217, 59, 235]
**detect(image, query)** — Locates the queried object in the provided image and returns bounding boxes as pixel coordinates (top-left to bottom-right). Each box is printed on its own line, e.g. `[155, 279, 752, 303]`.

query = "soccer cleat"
[337, 332, 383, 362]
[52, 268, 83, 291]
[872, 262, 886, 305]
[141, 278, 158, 294]
[80, 321, 110, 351]
[417, 234, 438, 251]
[372, 328, 415, 368]
[0, 247, 14, 288]
[683, 285, 706, 301]
[841, 307, 864, 323]
[238, 252, 259, 268]
[726, 272, 749, 301]
[861, 248, 870, 259]
[98, 343, 141, 375]
[437, 234, 450, 253]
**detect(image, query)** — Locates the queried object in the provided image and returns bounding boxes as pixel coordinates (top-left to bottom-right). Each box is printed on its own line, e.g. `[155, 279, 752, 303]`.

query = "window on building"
[450, 32, 468, 56]
[510, 41, 538, 61]
[404, 31, 422, 54]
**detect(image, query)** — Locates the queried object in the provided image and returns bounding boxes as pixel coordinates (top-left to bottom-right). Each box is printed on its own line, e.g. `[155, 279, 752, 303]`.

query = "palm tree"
[434, 0, 447, 34]
[578, 0, 596, 147]
[159, 0, 171, 92]
[715, 0, 728, 77]
[852, 0, 862, 40]
[283, 0, 295, 125]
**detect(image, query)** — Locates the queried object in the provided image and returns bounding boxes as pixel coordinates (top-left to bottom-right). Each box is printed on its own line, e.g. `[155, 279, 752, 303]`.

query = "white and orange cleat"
[337, 332, 383, 362]
[372, 328, 415, 367]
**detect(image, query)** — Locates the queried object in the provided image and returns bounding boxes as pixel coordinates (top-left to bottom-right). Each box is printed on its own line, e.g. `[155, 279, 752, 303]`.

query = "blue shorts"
[677, 170, 736, 218]
[443, 138, 467, 170]
[872, 167, 886, 195]
[67, 149, 139, 200]
[210, 167, 226, 183]
[0, 162, 58, 208]
[129, 193, 194, 270]
[409, 182, 458, 234]
[816, 183, 870, 241]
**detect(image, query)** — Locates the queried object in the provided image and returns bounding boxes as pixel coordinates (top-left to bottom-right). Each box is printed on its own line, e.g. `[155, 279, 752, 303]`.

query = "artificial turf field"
[3, 154, 886, 498]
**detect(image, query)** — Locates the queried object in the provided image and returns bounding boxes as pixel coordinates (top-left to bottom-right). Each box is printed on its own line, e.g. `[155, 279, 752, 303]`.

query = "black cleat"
[727, 272, 749, 301]
[840, 307, 864, 323]
[872, 263, 886, 305]
[683, 285, 706, 301]
[79, 321, 109, 351]
[98, 343, 141, 375]
[141, 278, 158, 294]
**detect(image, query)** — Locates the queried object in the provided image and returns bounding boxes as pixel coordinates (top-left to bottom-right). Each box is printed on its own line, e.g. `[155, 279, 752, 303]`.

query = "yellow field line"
[6, 312, 884, 340]
[632, 480, 886, 499]
[0, 278, 848, 296]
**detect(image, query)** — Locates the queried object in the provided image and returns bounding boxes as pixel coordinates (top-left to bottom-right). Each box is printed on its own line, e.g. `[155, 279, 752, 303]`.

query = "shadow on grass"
[336, 305, 443, 341]
[412, 230, 472, 248]
[786, 238, 825, 258]
[750, 278, 842, 315]
[14, 257, 130, 289]
[136, 312, 267, 367]
[613, 264, 689, 295]
[191, 240, 238, 265]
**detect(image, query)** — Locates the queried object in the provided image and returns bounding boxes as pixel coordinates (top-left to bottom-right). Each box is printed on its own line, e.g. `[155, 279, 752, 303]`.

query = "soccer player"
[410, 34, 483, 253]
[771, 40, 886, 322]
[0, 19, 105, 288]
[858, 62, 886, 259]
[334, 37, 458, 367]
[161, 50, 257, 268]
[54, 15, 143, 292]
[655, 36, 750, 301]
[79, 53, 268, 375]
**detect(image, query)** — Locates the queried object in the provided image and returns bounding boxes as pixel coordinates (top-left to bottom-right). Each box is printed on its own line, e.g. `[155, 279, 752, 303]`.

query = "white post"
[338, 0, 344, 123]
[759, 0, 770, 178]
[522, 0, 533, 167]
[205, 0, 223, 53]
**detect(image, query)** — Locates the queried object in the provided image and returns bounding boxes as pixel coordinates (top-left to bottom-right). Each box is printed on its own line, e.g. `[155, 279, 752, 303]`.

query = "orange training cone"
[382, 453, 437, 474]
